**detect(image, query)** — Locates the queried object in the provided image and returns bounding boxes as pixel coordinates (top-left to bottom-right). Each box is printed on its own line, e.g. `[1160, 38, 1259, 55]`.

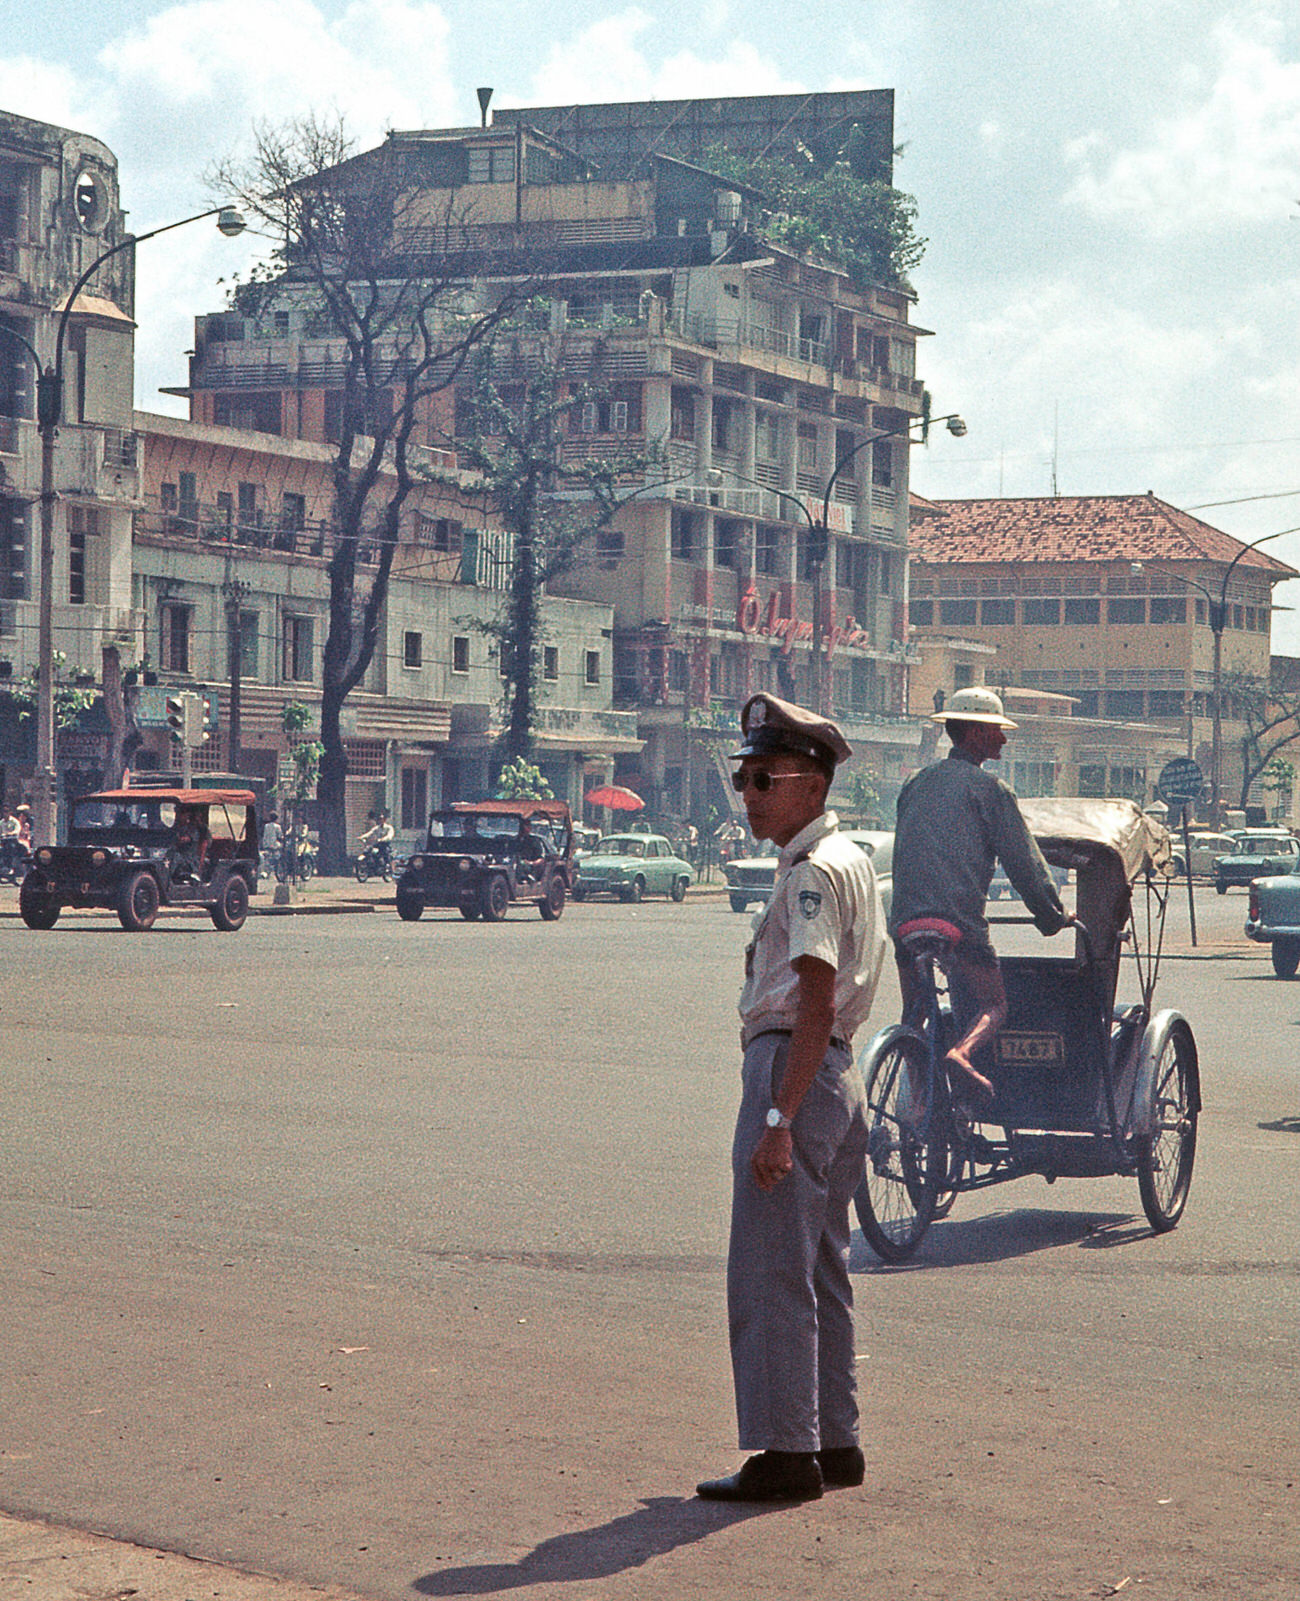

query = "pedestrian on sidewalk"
[697, 692, 886, 1504]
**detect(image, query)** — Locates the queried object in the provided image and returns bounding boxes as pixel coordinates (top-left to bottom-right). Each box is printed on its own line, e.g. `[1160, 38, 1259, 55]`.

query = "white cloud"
[1063, 21, 1300, 232]
[0, 0, 462, 412]
[521, 8, 802, 107]
[0, 56, 95, 134]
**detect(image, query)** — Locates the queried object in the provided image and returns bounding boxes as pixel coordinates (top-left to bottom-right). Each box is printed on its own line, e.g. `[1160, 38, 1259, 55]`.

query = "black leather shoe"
[696, 1451, 823, 1502]
[817, 1445, 865, 1487]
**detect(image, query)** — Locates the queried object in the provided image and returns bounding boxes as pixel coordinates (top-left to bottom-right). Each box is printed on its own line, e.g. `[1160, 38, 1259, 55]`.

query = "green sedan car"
[572, 833, 695, 903]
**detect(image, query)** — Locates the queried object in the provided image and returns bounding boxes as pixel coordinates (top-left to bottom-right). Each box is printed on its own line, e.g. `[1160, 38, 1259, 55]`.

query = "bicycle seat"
[896, 917, 963, 957]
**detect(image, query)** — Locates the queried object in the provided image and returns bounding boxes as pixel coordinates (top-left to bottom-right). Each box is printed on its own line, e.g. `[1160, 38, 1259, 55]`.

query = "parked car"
[1167, 830, 1240, 879]
[571, 833, 694, 903]
[722, 844, 779, 913]
[1245, 857, 1300, 976]
[19, 786, 259, 932]
[988, 857, 1070, 901]
[724, 828, 894, 916]
[1212, 830, 1300, 894]
[395, 800, 573, 922]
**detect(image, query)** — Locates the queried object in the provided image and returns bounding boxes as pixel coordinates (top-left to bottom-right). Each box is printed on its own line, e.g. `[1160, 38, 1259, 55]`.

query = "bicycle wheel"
[1136, 1018, 1198, 1233]
[854, 1028, 943, 1263]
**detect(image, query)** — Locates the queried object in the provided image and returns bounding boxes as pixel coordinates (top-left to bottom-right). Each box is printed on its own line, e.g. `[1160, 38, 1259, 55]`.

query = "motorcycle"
[353, 839, 393, 883]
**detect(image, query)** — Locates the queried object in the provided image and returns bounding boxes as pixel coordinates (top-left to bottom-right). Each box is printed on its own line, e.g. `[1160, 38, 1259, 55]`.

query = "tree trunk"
[317, 683, 348, 875]
[502, 519, 538, 767]
[100, 645, 141, 790]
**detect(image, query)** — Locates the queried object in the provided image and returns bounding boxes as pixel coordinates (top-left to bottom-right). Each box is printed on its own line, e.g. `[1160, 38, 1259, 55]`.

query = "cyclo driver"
[889, 687, 1073, 1096]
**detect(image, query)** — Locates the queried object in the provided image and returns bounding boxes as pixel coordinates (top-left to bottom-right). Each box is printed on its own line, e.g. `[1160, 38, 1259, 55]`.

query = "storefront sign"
[735, 585, 874, 652]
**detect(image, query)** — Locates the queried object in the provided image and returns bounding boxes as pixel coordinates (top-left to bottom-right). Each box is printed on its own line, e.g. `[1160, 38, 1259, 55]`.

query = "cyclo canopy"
[1015, 796, 1173, 1008]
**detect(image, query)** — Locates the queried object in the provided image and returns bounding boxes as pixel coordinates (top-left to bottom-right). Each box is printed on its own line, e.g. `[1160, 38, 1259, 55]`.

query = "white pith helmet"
[930, 686, 1017, 728]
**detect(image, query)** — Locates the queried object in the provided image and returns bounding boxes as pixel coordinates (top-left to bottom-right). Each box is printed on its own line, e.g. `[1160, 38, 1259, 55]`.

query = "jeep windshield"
[427, 813, 521, 844]
[69, 798, 177, 842]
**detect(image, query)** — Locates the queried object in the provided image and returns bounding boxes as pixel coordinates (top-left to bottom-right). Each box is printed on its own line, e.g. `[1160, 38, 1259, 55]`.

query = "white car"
[724, 828, 892, 917]
[1168, 830, 1239, 879]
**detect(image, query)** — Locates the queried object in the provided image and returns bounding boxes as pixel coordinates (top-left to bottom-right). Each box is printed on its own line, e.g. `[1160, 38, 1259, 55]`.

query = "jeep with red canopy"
[395, 799, 573, 922]
[20, 787, 259, 932]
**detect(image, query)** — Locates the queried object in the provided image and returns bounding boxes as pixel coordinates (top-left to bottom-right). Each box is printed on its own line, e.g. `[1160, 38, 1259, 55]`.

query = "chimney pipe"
[476, 87, 493, 128]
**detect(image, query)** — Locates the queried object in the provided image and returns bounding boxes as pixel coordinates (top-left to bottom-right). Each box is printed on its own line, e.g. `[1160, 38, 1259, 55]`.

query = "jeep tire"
[480, 874, 510, 922]
[211, 873, 249, 931]
[396, 888, 425, 921]
[118, 870, 161, 931]
[19, 883, 59, 929]
[539, 875, 566, 920]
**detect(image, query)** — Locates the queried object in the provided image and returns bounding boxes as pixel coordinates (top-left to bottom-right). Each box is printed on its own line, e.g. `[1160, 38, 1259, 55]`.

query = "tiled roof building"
[908, 494, 1297, 813]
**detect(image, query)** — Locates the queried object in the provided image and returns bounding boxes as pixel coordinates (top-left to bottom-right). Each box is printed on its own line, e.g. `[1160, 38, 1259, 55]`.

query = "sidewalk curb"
[0, 1509, 364, 1601]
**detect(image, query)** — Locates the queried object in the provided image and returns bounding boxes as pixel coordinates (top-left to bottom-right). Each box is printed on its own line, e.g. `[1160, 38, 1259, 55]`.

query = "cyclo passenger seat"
[896, 917, 963, 962]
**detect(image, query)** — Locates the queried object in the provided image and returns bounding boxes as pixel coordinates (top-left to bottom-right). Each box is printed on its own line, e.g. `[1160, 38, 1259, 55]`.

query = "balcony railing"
[666, 311, 831, 372]
[135, 503, 383, 567]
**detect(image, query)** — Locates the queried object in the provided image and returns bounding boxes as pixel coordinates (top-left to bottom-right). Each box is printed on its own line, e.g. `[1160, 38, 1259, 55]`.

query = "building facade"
[132, 411, 636, 848]
[177, 104, 931, 826]
[910, 495, 1296, 809]
[0, 111, 142, 811]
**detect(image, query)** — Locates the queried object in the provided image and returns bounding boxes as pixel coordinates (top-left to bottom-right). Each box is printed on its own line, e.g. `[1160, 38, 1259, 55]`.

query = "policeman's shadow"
[1258, 1115, 1300, 1135]
[412, 1496, 767, 1595]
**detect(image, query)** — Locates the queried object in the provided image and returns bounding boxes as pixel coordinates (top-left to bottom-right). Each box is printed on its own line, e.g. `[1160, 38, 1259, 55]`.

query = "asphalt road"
[1, 885, 1297, 1601]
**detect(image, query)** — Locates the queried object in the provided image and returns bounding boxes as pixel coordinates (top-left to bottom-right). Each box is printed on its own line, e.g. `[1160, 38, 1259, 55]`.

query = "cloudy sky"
[5, 0, 1300, 641]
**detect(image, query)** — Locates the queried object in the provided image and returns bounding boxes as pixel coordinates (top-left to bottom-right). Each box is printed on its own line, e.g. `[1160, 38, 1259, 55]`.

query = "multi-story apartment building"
[909, 494, 1296, 808]
[0, 111, 142, 809]
[132, 411, 636, 845]
[177, 96, 930, 824]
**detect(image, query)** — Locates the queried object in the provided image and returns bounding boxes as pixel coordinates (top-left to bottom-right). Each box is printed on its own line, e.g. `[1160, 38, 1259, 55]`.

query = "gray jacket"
[889, 753, 1067, 950]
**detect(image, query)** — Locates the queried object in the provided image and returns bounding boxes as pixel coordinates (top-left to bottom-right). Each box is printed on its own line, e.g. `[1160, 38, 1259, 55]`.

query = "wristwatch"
[765, 1107, 793, 1131]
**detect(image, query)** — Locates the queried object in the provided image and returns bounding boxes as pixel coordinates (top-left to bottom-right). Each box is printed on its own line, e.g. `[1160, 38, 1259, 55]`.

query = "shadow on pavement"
[851, 1205, 1140, 1272]
[413, 1495, 768, 1594]
[1258, 1115, 1300, 1134]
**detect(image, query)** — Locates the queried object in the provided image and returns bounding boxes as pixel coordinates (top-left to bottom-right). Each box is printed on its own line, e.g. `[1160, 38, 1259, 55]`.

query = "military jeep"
[20, 787, 260, 932]
[395, 799, 573, 922]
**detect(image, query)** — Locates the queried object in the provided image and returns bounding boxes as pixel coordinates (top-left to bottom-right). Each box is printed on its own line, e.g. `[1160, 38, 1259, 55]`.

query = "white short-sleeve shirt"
[739, 811, 886, 1043]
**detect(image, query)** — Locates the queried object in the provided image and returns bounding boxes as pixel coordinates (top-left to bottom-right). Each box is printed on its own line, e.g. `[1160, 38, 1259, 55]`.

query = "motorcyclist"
[358, 810, 395, 872]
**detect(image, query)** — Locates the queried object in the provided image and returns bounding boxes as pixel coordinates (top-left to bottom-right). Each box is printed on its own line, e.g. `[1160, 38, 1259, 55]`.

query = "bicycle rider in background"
[889, 687, 1074, 1097]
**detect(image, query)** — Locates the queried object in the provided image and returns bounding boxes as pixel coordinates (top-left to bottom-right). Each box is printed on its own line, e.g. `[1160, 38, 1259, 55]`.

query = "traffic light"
[808, 524, 829, 565]
[185, 694, 208, 748]
[165, 693, 187, 743]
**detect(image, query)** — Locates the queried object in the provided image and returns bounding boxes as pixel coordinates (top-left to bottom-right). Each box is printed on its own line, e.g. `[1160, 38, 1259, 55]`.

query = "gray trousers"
[727, 1031, 870, 1453]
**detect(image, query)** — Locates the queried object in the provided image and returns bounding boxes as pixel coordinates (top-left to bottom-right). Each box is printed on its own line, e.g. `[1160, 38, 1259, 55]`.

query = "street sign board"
[1157, 757, 1205, 805]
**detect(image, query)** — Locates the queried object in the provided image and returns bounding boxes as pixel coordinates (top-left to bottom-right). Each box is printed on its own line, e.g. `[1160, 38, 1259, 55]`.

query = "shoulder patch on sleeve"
[797, 888, 823, 919]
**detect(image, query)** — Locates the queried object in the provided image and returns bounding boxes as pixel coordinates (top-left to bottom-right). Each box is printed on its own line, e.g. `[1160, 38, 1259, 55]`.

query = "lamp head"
[216, 207, 247, 238]
[945, 415, 967, 437]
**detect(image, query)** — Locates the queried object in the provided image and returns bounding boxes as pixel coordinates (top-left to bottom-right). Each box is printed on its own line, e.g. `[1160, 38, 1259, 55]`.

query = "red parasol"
[585, 784, 645, 812]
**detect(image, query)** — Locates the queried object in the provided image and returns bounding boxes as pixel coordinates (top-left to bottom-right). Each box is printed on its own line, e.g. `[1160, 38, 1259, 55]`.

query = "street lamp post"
[709, 412, 967, 713]
[1153, 525, 1297, 824]
[20, 206, 245, 845]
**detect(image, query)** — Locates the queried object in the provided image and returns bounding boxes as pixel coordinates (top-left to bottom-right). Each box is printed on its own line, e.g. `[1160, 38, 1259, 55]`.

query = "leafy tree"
[1222, 668, 1300, 809]
[449, 345, 653, 772]
[494, 757, 553, 800]
[279, 701, 324, 806]
[210, 116, 516, 872]
[704, 126, 925, 289]
[1261, 755, 1295, 821]
[15, 651, 96, 731]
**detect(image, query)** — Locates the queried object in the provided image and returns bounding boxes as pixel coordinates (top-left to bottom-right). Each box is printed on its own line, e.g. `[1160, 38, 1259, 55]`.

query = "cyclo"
[855, 797, 1200, 1263]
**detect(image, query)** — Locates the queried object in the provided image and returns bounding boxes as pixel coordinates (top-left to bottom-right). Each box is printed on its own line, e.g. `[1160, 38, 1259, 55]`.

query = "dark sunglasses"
[731, 770, 810, 793]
